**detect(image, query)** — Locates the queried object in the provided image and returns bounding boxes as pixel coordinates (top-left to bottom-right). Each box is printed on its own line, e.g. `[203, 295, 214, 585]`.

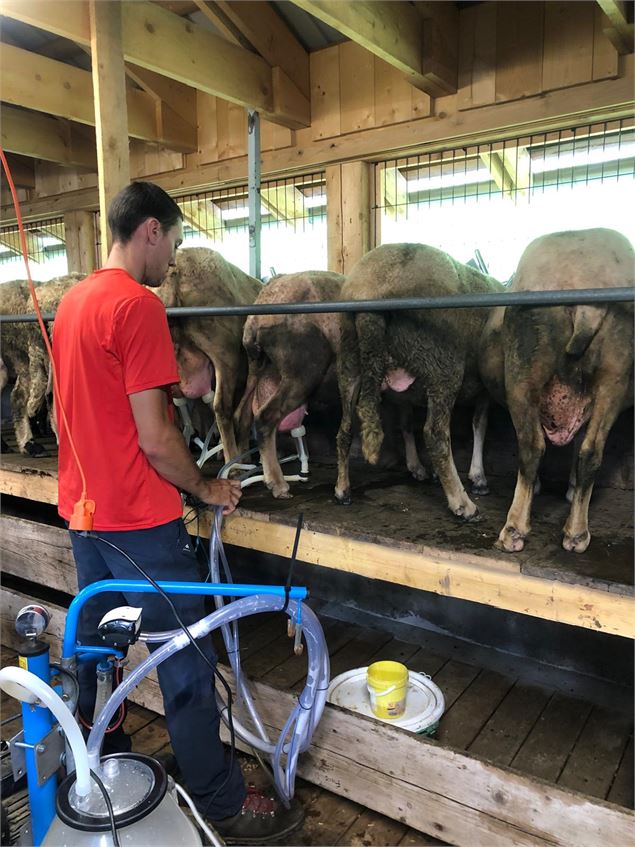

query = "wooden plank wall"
[458, 1, 618, 109]
[31, 1, 621, 199]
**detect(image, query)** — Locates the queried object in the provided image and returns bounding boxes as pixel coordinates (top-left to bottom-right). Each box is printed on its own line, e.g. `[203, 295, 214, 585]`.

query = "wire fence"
[175, 172, 327, 277]
[374, 118, 635, 280]
[0, 217, 67, 283]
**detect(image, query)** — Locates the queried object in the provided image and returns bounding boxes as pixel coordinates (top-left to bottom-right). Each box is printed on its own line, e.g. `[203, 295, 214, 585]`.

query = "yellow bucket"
[366, 661, 408, 719]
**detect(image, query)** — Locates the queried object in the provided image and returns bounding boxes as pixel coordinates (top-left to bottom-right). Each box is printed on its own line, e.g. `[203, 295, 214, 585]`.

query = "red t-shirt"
[52, 268, 182, 530]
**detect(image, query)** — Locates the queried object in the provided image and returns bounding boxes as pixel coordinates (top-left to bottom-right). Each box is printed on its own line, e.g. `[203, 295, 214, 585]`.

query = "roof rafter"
[0, 0, 310, 128]
[0, 42, 197, 152]
[198, 1, 310, 98]
[289, 0, 457, 97]
[597, 0, 634, 54]
[0, 104, 97, 168]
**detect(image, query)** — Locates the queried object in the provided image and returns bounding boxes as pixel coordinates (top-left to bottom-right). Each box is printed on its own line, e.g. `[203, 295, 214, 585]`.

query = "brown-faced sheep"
[480, 228, 634, 553]
[157, 247, 263, 463]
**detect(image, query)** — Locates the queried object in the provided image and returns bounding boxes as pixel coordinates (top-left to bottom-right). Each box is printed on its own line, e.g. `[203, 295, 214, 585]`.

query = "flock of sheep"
[1, 227, 633, 555]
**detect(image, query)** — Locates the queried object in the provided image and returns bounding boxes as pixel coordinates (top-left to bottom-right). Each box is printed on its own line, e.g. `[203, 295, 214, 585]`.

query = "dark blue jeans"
[69, 518, 246, 819]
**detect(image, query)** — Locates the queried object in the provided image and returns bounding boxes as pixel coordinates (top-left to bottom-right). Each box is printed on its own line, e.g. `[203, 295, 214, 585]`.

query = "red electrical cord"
[0, 147, 95, 530]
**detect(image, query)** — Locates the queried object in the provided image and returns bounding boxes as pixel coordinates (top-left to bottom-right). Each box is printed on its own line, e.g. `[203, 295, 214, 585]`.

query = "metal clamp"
[10, 725, 64, 786]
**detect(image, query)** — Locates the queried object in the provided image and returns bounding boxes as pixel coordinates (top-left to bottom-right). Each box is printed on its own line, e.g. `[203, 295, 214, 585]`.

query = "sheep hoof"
[470, 480, 490, 496]
[562, 530, 590, 553]
[453, 504, 480, 523]
[25, 440, 47, 458]
[495, 526, 525, 553]
[1, 439, 13, 454]
[268, 481, 292, 499]
[409, 465, 428, 482]
[335, 489, 352, 506]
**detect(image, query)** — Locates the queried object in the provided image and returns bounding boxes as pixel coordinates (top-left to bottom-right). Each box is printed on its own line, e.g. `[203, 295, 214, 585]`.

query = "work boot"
[208, 785, 304, 845]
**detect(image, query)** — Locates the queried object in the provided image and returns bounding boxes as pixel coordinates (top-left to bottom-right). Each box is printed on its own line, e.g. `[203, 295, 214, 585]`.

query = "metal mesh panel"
[0, 217, 67, 283]
[176, 172, 327, 277]
[375, 119, 635, 281]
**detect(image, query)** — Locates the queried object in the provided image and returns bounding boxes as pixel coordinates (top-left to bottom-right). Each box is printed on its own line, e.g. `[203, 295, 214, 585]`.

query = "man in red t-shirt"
[53, 182, 302, 842]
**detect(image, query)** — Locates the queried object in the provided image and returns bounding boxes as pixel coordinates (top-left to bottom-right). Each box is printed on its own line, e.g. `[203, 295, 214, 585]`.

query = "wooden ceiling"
[0, 0, 632, 184]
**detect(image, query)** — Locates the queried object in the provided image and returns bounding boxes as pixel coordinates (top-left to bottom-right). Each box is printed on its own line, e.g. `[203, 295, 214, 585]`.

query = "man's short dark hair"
[107, 181, 183, 243]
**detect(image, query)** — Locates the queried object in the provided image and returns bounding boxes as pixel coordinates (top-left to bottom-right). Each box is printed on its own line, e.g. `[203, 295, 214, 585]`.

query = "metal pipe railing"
[0, 286, 633, 323]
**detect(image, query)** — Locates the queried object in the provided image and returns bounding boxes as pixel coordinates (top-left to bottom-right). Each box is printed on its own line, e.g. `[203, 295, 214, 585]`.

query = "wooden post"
[89, 0, 130, 266]
[326, 163, 343, 273]
[64, 210, 96, 275]
[341, 160, 372, 273]
[326, 161, 372, 274]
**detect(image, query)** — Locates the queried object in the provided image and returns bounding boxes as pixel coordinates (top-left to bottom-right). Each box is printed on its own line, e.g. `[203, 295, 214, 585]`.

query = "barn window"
[374, 119, 634, 281]
[0, 217, 67, 284]
[174, 172, 327, 278]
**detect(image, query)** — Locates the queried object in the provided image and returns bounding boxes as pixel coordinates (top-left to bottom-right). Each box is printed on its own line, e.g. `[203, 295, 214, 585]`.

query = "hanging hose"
[202, 452, 330, 805]
[85, 594, 329, 803]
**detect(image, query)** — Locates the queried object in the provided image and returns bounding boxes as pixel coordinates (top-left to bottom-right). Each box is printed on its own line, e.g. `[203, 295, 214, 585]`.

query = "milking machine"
[1, 470, 329, 846]
[174, 392, 225, 469]
[175, 390, 310, 487]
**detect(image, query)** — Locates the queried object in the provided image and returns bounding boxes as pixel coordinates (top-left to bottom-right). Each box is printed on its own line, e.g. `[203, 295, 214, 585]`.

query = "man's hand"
[196, 478, 242, 515]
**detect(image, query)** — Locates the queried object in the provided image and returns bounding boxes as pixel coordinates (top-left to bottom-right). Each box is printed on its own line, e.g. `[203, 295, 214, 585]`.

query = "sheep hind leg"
[468, 394, 489, 496]
[424, 391, 479, 522]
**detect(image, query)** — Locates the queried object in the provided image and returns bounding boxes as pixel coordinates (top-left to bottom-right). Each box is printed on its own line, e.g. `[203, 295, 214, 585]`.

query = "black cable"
[282, 513, 303, 613]
[90, 768, 120, 847]
[88, 534, 238, 823]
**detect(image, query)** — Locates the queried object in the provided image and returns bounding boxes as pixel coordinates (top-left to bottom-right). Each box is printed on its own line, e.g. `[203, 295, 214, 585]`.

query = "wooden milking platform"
[1, 442, 633, 845]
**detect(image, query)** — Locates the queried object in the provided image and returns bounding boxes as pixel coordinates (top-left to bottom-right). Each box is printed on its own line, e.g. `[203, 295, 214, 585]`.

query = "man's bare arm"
[129, 387, 241, 513]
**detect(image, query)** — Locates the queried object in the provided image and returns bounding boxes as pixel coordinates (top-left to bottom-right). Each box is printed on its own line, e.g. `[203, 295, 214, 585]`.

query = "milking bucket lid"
[328, 667, 445, 733]
[56, 753, 167, 832]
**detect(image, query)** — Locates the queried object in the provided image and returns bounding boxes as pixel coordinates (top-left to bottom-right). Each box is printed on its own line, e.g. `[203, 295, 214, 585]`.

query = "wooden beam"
[0, 105, 97, 169]
[0, 43, 196, 152]
[192, 1, 257, 50]
[179, 197, 225, 240]
[38, 221, 66, 242]
[326, 160, 371, 272]
[0, 230, 44, 262]
[2, 57, 634, 223]
[414, 0, 460, 96]
[153, 0, 200, 15]
[597, 1, 634, 54]
[0, 0, 309, 128]
[261, 183, 305, 223]
[380, 164, 409, 220]
[64, 210, 96, 275]
[211, 1, 310, 98]
[89, 0, 130, 265]
[0, 455, 634, 637]
[480, 145, 532, 200]
[326, 163, 343, 273]
[290, 0, 457, 97]
[126, 2, 309, 128]
[123, 65, 197, 127]
[341, 161, 372, 272]
[2, 580, 635, 846]
[2, 154, 35, 189]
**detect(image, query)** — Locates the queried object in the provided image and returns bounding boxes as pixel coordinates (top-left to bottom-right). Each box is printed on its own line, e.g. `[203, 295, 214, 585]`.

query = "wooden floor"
[6, 589, 631, 812]
[0, 645, 444, 847]
[1, 434, 633, 843]
[208, 603, 634, 810]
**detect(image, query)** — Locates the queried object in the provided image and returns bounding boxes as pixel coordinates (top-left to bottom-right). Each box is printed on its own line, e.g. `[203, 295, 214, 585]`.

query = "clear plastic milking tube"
[86, 595, 329, 803]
